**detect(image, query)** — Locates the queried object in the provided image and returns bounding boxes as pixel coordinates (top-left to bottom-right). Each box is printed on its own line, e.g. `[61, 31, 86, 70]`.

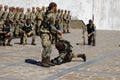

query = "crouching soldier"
[20, 19, 36, 45]
[2, 19, 14, 46]
[87, 19, 96, 46]
[51, 40, 86, 65]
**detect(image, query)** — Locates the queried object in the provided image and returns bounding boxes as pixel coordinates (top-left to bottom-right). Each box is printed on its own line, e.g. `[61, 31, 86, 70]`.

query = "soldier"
[35, 7, 43, 35]
[37, 2, 62, 67]
[20, 19, 36, 45]
[0, 20, 5, 46]
[2, 19, 13, 46]
[51, 40, 86, 65]
[41, 6, 45, 18]
[1, 5, 9, 21]
[87, 19, 96, 46]
[14, 7, 21, 37]
[66, 11, 71, 33]
[30, 7, 36, 25]
[25, 8, 31, 20]
[63, 10, 67, 33]
[59, 9, 64, 31]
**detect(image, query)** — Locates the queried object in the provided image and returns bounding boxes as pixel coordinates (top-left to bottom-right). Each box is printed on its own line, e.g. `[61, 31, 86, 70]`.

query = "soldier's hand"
[58, 30, 63, 35]
[82, 35, 85, 38]
[87, 34, 91, 37]
[5, 32, 11, 36]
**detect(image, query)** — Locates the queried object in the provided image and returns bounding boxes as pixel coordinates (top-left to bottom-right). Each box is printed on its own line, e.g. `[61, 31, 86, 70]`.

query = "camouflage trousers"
[88, 33, 96, 45]
[66, 23, 70, 32]
[63, 21, 67, 32]
[40, 33, 52, 58]
[36, 20, 42, 35]
[20, 30, 36, 44]
[4, 32, 13, 44]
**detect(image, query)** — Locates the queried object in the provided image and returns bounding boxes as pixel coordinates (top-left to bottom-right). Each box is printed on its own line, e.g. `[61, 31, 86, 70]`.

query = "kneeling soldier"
[51, 40, 86, 65]
[20, 19, 36, 45]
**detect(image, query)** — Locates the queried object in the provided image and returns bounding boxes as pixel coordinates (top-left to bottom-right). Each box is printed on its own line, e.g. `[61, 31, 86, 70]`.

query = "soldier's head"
[64, 10, 67, 14]
[48, 2, 57, 12]
[55, 41, 65, 51]
[0, 4, 3, 11]
[46, 7, 48, 11]
[57, 9, 60, 13]
[42, 6, 45, 11]
[27, 8, 31, 13]
[21, 8, 24, 13]
[4, 5, 8, 11]
[61, 10, 63, 13]
[26, 19, 31, 25]
[32, 7, 35, 13]
[9, 7, 11, 12]
[16, 7, 19, 12]
[89, 19, 93, 25]
[68, 11, 70, 14]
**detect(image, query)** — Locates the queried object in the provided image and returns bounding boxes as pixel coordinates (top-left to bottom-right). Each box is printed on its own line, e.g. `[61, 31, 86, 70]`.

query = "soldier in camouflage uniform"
[0, 4, 4, 45]
[51, 40, 86, 65]
[37, 2, 62, 67]
[25, 8, 31, 21]
[66, 11, 71, 33]
[87, 19, 96, 46]
[30, 7, 36, 26]
[0, 21, 5, 46]
[1, 5, 9, 21]
[2, 19, 14, 46]
[35, 7, 43, 35]
[41, 6, 45, 18]
[63, 10, 68, 33]
[14, 7, 21, 37]
[20, 19, 36, 45]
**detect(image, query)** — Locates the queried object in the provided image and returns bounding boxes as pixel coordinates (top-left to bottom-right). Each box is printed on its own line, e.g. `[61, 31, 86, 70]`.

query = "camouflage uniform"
[20, 19, 36, 45]
[39, 2, 60, 67]
[35, 8, 43, 35]
[51, 40, 86, 65]
[0, 20, 5, 46]
[14, 7, 21, 37]
[59, 10, 64, 30]
[3, 20, 14, 46]
[66, 11, 71, 33]
[63, 10, 68, 33]
[87, 19, 96, 46]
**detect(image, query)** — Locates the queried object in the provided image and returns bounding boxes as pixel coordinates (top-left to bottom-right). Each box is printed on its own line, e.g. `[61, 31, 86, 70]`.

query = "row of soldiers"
[0, 4, 71, 46]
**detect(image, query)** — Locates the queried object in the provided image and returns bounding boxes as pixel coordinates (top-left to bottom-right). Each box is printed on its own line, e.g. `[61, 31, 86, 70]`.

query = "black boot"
[31, 39, 36, 45]
[77, 54, 86, 62]
[7, 42, 12, 46]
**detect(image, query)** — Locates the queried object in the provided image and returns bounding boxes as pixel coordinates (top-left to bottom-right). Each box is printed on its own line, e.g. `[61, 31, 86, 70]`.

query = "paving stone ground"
[0, 29, 120, 80]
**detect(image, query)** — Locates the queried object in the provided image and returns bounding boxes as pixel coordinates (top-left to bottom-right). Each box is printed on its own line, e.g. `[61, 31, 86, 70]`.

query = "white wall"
[0, 0, 120, 30]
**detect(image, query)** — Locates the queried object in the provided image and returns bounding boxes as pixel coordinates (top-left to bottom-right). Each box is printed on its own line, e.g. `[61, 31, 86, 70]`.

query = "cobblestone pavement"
[0, 29, 120, 80]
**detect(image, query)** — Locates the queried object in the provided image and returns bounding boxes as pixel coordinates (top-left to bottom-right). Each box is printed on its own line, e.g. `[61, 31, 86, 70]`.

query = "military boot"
[47, 57, 55, 66]
[40, 58, 50, 67]
[77, 54, 86, 62]
[7, 41, 13, 46]
[31, 39, 36, 45]
[67, 30, 70, 33]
